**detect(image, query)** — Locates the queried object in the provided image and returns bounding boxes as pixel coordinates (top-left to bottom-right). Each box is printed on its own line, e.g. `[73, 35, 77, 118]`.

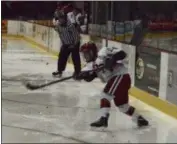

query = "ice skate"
[137, 115, 149, 127]
[52, 71, 62, 78]
[90, 113, 109, 128]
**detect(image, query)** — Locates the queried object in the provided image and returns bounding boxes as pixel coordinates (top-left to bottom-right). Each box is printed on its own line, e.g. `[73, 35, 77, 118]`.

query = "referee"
[52, 10, 81, 78]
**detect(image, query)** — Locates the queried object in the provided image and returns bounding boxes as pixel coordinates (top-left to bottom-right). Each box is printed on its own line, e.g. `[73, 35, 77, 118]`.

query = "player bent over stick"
[76, 42, 149, 128]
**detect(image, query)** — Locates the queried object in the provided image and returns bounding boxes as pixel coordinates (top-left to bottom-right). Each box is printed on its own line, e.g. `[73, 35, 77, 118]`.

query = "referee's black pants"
[57, 42, 81, 74]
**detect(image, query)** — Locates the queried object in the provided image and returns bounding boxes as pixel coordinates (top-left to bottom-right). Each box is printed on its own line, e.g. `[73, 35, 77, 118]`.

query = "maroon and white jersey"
[82, 61, 128, 83]
[82, 46, 128, 82]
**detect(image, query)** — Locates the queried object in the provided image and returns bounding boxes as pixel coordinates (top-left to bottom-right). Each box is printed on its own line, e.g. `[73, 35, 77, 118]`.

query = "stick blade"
[25, 83, 39, 90]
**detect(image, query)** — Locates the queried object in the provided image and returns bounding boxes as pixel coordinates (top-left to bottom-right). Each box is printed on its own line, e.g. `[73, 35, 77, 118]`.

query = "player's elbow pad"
[114, 51, 127, 60]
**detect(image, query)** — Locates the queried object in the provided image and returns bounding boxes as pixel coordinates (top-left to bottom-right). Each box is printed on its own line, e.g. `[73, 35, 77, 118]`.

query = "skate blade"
[89, 127, 114, 137]
[139, 124, 151, 129]
[90, 126, 107, 132]
[52, 75, 62, 78]
[134, 124, 151, 130]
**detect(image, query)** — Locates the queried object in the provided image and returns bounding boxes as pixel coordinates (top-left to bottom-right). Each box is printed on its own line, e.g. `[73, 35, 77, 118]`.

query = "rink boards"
[2, 20, 177, 119]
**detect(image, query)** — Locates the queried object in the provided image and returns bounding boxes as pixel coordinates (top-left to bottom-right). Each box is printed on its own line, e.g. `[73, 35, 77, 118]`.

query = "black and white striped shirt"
[55, 22, 80, 46]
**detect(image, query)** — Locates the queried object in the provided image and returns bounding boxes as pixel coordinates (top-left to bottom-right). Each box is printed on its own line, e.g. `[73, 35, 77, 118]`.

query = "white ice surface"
[2, 38, 177, 143]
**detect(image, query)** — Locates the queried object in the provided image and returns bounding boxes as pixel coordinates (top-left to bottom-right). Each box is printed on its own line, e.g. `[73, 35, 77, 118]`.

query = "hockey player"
[76, 42, 149, 128]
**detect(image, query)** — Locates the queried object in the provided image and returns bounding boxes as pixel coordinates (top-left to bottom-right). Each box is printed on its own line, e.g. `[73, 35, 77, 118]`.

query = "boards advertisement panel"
[135, 46, 161, 96]
[166, 53, 177, 105]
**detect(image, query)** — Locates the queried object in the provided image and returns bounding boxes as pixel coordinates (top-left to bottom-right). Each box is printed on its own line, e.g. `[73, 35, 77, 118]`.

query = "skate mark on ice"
[2, 98, 150, 114]
[2, 98, 101, 111]
[89, 127, 115, 136]
[2, 73, 61, 82]
[88, 127, 133, 143]
[2, 124, 90, 143]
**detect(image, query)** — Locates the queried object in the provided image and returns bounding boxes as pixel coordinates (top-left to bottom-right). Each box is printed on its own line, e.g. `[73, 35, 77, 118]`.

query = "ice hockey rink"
[2, 37, 177, 143]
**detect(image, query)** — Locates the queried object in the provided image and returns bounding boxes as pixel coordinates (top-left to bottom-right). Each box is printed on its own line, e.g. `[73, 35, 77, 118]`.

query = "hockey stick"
[25, 65, 104, 91]
[25, 75, 73, 90]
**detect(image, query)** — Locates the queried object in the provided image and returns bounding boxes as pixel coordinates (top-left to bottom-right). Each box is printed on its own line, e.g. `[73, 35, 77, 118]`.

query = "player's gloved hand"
[74, 71, 90, 80]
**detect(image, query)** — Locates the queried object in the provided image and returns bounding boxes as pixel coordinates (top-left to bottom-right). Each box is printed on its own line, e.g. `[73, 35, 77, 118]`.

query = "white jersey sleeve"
[95, 46, 122, 65]
[81, 62, 94, 71]
[98, 47, 107, 58]
[95, 47, 107, 65]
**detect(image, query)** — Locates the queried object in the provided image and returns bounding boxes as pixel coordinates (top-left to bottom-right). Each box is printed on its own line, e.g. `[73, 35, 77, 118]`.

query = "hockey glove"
[74, 71, 89, 80]
[75, 71, 97, 82]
